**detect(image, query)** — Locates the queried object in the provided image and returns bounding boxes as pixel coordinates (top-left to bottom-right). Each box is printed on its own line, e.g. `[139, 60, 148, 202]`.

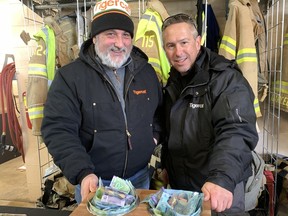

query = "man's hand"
[201, 182, 233, 212]
[80, 174, 98, 202]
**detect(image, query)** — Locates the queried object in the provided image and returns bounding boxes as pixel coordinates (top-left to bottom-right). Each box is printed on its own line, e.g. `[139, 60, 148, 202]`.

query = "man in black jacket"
[161, 13, 258, 215]
[41, 0, 163, 203]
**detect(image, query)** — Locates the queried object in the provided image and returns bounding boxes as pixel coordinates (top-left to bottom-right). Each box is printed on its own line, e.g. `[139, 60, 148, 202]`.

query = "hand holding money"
[81, 174, 99, 202]
[87, 176, 139, 215]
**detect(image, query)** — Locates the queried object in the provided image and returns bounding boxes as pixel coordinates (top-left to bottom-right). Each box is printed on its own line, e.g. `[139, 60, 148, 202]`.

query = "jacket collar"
[232, 0, 251, 6]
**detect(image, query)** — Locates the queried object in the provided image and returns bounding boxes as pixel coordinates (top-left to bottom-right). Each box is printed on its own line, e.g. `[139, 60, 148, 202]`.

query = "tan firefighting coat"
[27, 25, 56, 136]
[27, 16, 78, 135]
[219, 0, 266, 117]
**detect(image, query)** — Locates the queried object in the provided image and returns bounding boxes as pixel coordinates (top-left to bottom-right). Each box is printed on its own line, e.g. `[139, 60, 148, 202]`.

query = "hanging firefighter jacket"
[27, 15, 78, 136]
[196, 0, 203, 39]
[272, 24, 288, 112]
[199, 4, 220, 52]
[204, 4, 220, 52]
[27, 24, 56, 136]
[134, 0, 170, 86]
[219, 0, 266, 118]
[44, 16, 78, 67]
[248, 0, 268, 104]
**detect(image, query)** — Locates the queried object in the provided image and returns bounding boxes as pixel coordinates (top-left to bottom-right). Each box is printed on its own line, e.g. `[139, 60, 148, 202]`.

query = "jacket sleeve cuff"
[206, 176, 235, 194]
[76, 169, 94, 185]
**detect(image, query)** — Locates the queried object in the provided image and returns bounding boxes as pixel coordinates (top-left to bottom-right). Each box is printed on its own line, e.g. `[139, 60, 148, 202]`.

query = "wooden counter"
[70, 189, 211, 216]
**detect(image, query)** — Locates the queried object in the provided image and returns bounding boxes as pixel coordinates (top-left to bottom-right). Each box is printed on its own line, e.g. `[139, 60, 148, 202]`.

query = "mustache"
[110, 46, 127, 52]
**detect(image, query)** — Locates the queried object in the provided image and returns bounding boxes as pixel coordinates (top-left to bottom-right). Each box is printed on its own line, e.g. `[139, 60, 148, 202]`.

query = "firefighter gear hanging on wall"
[44, 16, 78, 67]
[272, 24, 288, 112]
[134, 0, 170, 86]
[27, 24, 56, 136]
[27, 15, 78, 135]
[202, 4, 220, 53]
[219, 0, 267, 117]
[196, 2, 220, 53]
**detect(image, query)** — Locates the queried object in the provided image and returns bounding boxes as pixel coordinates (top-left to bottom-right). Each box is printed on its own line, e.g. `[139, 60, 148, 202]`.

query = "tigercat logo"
[133, 89, 147, 95]
[189, 103, 204, 109]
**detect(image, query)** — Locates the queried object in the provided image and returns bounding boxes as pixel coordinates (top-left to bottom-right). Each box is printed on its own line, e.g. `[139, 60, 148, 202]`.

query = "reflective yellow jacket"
[134, 8, 170, 86]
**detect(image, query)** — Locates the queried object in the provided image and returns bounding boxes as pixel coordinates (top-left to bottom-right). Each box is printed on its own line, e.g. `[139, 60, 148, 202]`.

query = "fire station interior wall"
[0, 0, 45, 202]
[1, 0, 288, 202]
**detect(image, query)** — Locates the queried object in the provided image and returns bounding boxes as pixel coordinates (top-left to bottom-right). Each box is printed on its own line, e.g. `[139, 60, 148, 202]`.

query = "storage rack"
[262, 0, 286, 210]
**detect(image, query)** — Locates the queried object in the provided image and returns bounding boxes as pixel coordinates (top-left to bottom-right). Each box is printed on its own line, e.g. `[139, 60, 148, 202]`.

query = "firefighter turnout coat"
[219, 0, 265, 117]
[27, 24, 56, 136]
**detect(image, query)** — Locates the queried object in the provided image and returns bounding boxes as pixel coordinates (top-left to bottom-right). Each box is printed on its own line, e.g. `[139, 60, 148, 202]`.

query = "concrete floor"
[0, 156, 35, 208]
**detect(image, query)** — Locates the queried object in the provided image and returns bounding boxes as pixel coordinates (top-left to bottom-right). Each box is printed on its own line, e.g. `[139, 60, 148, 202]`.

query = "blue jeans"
[75, 166, 150, 204]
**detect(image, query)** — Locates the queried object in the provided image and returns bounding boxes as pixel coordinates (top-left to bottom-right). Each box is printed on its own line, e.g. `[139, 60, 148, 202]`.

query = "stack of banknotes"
[143, 187, 203, 216]
[87, 176, 139, 215]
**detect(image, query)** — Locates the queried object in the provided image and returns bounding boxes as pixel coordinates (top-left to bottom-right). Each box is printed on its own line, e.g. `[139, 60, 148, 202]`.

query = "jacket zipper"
[121, 73, 134, 177]
[236, 108, 242, 122]
[101, 72, 132, 178]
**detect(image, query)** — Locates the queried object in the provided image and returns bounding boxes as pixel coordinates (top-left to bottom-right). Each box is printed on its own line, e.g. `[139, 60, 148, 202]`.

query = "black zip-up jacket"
[162, 47, 258, 193]
[41, 39, 163, 185]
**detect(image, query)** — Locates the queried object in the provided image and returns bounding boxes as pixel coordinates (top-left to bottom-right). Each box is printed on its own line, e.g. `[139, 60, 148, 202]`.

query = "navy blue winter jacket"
[41, 39, 163, 185]
[162, 47, 258, 193]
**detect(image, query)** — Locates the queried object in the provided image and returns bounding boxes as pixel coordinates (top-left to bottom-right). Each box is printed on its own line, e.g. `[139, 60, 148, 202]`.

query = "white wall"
[0, 0, 44, 201]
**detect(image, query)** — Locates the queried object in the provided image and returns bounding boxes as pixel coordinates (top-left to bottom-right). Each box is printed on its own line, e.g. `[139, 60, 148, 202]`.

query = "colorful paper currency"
[87, 176, 139, 216]
[143, 187, 203, 216]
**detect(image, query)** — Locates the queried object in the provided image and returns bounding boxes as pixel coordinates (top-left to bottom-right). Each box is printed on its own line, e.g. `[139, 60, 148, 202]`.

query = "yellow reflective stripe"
[28, 72, 47, 77]
[201, 32, 206, 46]
[272, 81, 288, 94]
[222, 36, 236, 46]
[28, 63, 47, 76]
[236, 48, 257, 64]
[28, 64, 46, 70]
[28, 107, 44, 119]
[149, 57, 160, 65]
[201, 11, 206, 44]
[254, 98, 260, 114]
[29, 114, 44, 120]
[219, 36, 236, 57]
[272, 81, 281, 93]
[284, 33, 288, 45]
[152, 66, 162, 75]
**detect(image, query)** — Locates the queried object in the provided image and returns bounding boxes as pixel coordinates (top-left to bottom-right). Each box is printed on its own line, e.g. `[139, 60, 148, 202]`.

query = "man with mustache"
[41, 0, 163, 203]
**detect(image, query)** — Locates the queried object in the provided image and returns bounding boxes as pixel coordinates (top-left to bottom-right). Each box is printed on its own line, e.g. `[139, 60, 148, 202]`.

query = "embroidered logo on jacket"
[133, 89, 147, 95]
[189, 103, 204, 109]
